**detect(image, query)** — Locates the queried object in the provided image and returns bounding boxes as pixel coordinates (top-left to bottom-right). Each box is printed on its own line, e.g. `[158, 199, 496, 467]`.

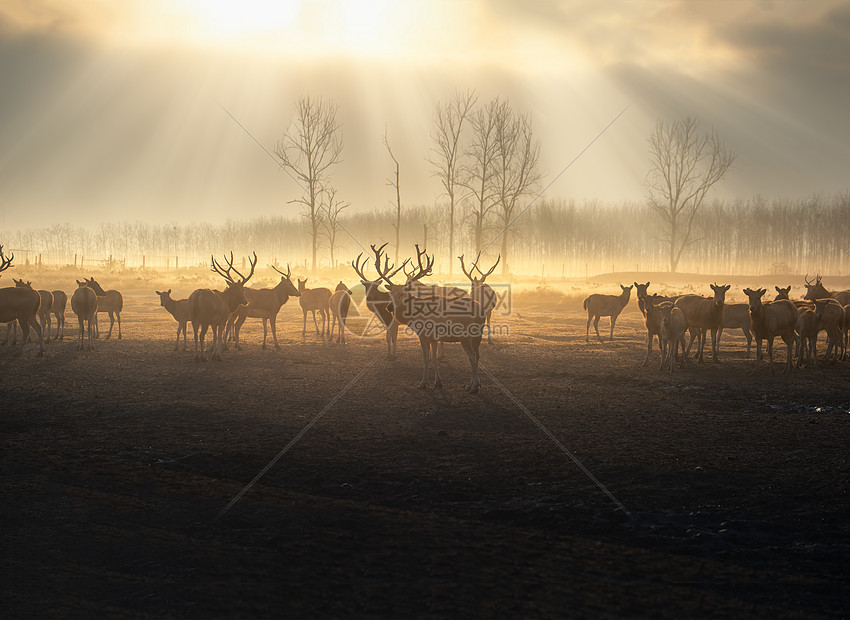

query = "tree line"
[3, 194, 846, 277]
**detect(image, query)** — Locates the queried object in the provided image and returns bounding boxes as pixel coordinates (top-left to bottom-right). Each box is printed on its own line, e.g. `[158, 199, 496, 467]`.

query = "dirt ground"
[2, 279, 849, 618]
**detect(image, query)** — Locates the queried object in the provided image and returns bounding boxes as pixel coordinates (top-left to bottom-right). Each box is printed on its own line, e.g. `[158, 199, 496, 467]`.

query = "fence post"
[74, 254, 77, 267]
[142, 255, 145, 268]
[176, 256, 179, 270]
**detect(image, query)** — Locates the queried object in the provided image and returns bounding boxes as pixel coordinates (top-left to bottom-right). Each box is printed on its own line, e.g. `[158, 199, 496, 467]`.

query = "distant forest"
[3, 193, 848, 277]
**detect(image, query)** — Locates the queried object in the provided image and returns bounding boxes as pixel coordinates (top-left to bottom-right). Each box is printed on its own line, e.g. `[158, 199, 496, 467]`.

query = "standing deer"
[298, 278, 332, 336]
[328, 281, 353, 344]
[156, 289, 190, 351]
[11, 279, 53, 343]
[795, 304, 822, 368]
[716, 303, 753, 358]
[374, 243, 484, 392]
[743, 288, 797, 375]
[659, 302, 688, 372]
[0, 248, 44, 355]
[71, 280, 98, 351]
[84, 277, 123, 339]
[641, 294, 668, 367]
[675, 283, 730, 362]
[583, 284, 633, 343]
[459, 253, 500, 344]
[228, 264, 300, 350]
[803, 274, 850, 306]
[352, 253, 398, 360]
[188, 252, 256, 362]
[51, 290, 67, 340]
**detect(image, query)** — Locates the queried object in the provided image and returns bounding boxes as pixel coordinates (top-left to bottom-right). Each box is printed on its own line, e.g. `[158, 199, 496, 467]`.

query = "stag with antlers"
[459, 252, 500, 343]
[227, 263, 300, 350]
[373, 243, 484, 392]
[188, 251, 256, 362]
[352, 252, 399, 360]
[0, 246, 45, 355]
[803, 274, 850, 306]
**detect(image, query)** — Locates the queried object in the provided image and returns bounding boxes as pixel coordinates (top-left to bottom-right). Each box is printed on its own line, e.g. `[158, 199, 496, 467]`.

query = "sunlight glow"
[175, 0, 301, 37]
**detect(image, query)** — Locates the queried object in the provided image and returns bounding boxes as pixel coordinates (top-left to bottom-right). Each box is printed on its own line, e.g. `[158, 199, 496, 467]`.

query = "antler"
[804, 274, 813, 286]
[458, 254, 474, 281]
[473, 253, 500, 281]
[371, 243, 409, 286]
[272, 263, 292, 279]
[0, 244, 13, 273]
[352, 253, 371, 281]
[212, 251, 257, 285]
[407, 244, 434, 282]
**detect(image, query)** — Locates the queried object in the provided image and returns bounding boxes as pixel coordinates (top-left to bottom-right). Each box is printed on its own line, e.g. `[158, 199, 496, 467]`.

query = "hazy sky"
[1, 0, 848, 230]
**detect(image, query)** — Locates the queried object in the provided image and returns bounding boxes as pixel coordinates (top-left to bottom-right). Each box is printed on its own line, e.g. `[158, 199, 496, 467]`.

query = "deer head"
[272, 263, 300, 296]
[803, 273, 829, 301]
[372, 242, 414, 289]
[211, 251, 256, 308]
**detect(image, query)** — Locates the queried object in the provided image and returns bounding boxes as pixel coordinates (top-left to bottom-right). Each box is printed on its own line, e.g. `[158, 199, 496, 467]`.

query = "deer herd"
[2, 241, 849, 385]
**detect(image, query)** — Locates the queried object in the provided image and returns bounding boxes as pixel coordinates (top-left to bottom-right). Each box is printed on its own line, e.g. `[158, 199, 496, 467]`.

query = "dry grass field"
[2, 269, 849, 618]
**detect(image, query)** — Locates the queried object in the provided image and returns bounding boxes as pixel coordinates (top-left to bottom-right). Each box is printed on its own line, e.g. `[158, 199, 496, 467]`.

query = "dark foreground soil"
[2, 293, 849, 618]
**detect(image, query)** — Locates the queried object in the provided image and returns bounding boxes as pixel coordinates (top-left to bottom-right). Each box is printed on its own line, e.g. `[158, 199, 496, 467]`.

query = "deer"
[640, 294, 668, 367]
[298, 278, 332, 336]
[783, 283, 845, 362]
[51, 290, 67, 340]
[843, 305, 850, 361]
[774, 285, 792, 301]
[328, 281, 353, 344]
[188, 252, 256, 362]
[716, 302, 753, 358]
[675, 283, 731, 362]
[459, 252, 500, 344]
[156, 289, 190, 351]
[373, 243, 485, 392]
[794, 304, 822, 369]
[803, 274, 850, 306]
[633, 282, 677, 318]
[84, 277, 123, 339]
[227, 264, 300, 350]
[659, 301, 689, 372]
[0, 248, 45, 355]
[583, 284, 633, 343]
[71, 280, 98, 351]
[742, 288, 797, 376]
[352, 253, 399, 360]
[10, 279, 53, 343]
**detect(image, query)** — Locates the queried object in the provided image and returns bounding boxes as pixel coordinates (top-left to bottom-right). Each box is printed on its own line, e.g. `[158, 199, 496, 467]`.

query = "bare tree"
[275, 95, 344, 274]
[493, 103, 542, 275]
[646, 116, 735, 273]
[383, 128, 401, 265]
[461, 97, 501, 254]
[320, 186, 349, 268]
[429, 89, 477, 274]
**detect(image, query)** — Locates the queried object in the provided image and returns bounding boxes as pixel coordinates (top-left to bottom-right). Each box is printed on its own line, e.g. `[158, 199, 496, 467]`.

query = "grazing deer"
[11, 279, 53, 343]
[795, 304, 822, 368]
[743, 288, 797, 375]
[156, 289, 190, 351]
[659, 302, 689, 372]
[675, 283, 730, 362]
[459, 253, 500, 344]
[188, 252, 256, 362]
[352, 253, 399, 360]
[803, 274, 850, 305]
[298, 278, 332, 336]
[71, 280, 98, 351]
[228, 264, 300, 350]
[641, 294, 668, 367]
[84, 277, 123, 339]
[583, 284, 633, 343]
[51, 290, 67, 340]
[717, 303, 753, 358]
[0, 250, 44, 355]
[328, 281, 353, 344]
[374, 243, 484, 392]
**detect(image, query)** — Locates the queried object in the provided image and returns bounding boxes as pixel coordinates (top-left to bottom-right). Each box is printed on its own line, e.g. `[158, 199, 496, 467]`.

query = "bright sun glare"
[172, 0, 408, 56]
[176, 0, 301, 36]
